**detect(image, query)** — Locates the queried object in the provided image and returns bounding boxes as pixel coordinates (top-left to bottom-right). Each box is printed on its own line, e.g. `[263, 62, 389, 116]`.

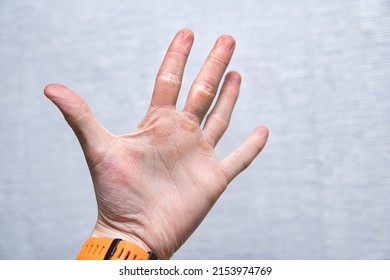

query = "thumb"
[44, 83, 110, 154]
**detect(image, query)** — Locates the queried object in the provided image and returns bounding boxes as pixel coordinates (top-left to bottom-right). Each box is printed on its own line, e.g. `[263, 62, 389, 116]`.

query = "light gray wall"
[1, 0, 389, 259]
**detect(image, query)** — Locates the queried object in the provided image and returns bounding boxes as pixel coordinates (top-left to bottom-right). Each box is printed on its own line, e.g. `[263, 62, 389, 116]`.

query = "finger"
[203, 71, 241, 147]
[44, 83, 110, 151]
[150, 29, 194, 108]
[183, 35, 236, 123]
[221, 126, 269, 183]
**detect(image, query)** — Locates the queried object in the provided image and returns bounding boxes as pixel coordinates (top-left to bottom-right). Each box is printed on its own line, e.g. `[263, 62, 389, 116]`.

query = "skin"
[44, 29, 269, 259]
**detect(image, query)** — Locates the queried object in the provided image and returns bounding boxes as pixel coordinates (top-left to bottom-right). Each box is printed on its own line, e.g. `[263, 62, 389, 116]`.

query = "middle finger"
[183, 35, 236, 124]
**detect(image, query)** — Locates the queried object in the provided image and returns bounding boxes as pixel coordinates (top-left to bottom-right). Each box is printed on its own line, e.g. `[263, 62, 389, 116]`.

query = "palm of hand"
[92, 108, 228, 259]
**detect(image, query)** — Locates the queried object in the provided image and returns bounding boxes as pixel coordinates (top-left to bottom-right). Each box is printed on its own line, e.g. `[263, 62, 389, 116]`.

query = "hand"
[44, 29, 268, 259]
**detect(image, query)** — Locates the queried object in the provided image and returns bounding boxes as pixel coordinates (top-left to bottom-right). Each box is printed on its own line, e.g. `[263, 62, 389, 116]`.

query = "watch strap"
[76, 237, 158, 260]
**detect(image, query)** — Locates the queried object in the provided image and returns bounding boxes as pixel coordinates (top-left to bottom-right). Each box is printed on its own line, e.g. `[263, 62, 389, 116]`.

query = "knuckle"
[208, 55, 228, 68]
[193, 80, 218, 97]
[235, 150, 250, 170]
[156, 71, 182, 86]
[208, 111, 229, 128]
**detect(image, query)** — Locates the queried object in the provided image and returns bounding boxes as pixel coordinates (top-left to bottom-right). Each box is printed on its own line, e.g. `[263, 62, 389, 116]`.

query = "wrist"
[90, 217, 172, 260]
[91, 221, 152, 254]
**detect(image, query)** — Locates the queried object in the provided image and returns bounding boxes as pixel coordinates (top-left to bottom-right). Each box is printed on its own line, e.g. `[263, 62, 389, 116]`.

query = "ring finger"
[203, 71, 241, 147]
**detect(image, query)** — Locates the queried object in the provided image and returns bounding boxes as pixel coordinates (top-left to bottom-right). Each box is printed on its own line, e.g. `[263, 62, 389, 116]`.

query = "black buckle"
[147, 251, 159, 260]
[104, 238, 122, 260]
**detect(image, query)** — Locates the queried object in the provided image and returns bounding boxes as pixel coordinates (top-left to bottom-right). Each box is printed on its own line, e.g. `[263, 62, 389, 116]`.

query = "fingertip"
[217, 35, 236, 50]
[255, 125, 269, 137]
[43, 83, 56, 98]
[176, 28, 194, 43]
[253, 126, 269, 148]
[225, 71, 242, 84]
[43, 83, 67, 99]
[168, 28, 194, 57]
[43, 83, 88, 119]
[179, 28, 194, 36]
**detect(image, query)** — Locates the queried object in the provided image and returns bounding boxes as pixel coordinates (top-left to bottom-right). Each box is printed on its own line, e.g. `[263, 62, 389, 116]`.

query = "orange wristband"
[76, 237, 158, 260]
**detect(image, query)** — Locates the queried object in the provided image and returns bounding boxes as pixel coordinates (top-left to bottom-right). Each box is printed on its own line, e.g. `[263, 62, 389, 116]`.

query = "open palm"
[44, 29, 268, 259]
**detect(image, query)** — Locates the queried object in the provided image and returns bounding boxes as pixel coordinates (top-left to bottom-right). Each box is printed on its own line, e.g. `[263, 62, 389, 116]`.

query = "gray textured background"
[1, 0, 389, 259]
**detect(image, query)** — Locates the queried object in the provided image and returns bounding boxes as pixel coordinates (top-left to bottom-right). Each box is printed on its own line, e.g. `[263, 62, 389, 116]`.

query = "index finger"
[150, 29, 194, 108]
